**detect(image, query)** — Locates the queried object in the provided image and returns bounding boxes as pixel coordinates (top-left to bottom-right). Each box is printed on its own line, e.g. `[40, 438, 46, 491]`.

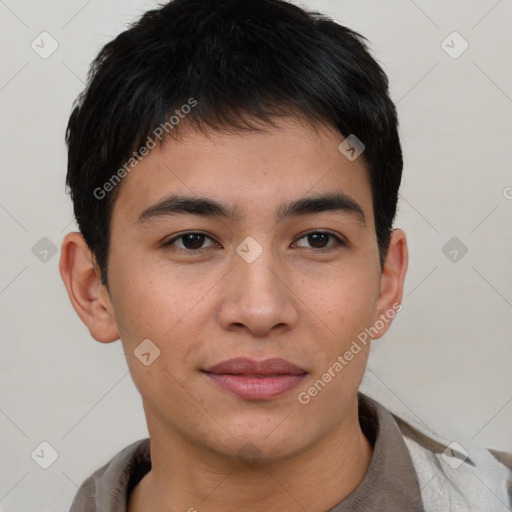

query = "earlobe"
[372, 229, 408, 340]
[59, 232, 120, 343]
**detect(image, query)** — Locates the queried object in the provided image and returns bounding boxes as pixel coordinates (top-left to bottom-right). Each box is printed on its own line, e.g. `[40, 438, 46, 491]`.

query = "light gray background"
[0, 0, 511, 510]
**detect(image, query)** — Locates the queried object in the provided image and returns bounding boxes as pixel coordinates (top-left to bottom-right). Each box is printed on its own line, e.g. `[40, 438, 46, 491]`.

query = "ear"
[372, 228, 408, 340]
[59, 232, 120, 343]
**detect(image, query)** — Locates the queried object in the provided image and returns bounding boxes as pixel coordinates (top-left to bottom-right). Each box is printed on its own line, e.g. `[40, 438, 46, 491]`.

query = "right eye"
[163, 232, 219, 251]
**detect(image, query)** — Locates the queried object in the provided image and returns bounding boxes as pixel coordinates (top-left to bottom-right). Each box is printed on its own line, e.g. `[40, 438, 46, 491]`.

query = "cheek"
[109, 271, 198, 399]
[109, 259, 212, 370]
[110, 253, 194, 337]
[298, 266, 378, 342]
[296, 273, 375, 416]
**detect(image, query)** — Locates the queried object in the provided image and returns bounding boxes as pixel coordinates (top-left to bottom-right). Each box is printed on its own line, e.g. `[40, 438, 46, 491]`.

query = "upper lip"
[203, 357, 307, 376]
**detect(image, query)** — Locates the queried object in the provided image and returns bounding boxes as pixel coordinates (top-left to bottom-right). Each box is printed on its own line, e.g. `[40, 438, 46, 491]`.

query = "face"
[65, 116, 406, 462]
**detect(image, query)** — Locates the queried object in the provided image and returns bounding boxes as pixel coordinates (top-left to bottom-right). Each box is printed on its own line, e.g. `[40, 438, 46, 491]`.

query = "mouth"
[201, 357, 308, 400]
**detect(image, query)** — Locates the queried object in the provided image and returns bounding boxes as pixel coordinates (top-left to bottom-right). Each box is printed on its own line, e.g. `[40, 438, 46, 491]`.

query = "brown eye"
[307, 233, 330, 248]
[294, 231, 344, 250]
[181, 233, 206, 249]
[165, 232, 216, 250]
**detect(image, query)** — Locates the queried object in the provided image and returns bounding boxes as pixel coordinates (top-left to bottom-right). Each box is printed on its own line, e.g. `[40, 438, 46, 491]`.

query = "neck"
[129, 403, 372, 512]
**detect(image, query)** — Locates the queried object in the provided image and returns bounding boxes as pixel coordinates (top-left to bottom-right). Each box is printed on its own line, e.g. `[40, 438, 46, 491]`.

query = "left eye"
[294, 232, 344, 250]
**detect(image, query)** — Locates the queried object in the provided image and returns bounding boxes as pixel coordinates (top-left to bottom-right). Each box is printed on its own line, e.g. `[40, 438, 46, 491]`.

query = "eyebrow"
[136, 192, 366, 226]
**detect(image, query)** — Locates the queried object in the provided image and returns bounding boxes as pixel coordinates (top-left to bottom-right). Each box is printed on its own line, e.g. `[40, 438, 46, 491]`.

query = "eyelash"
[162, 231, 346, 252]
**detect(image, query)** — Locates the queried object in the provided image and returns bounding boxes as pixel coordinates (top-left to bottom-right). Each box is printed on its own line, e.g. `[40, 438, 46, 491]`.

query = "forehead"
[110, 116, 374, 228]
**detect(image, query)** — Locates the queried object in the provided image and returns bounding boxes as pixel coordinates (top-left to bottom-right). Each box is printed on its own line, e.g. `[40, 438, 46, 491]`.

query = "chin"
[208, 428, 311, 466]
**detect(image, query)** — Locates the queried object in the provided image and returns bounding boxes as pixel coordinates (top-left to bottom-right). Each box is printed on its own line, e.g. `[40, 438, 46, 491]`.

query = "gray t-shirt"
[69, 393, 425, 511]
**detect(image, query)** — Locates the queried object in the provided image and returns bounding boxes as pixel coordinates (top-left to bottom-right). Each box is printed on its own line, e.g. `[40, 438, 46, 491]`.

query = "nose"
[217, 244, 300, 338]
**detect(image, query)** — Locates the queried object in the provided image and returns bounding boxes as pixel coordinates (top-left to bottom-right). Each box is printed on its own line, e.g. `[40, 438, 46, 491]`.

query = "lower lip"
[203, 372, 307, 400]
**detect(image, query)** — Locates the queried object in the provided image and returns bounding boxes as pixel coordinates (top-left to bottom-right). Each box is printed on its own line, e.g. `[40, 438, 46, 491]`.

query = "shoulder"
[69, 438, 151, 512]
[392, 411, 512, 511]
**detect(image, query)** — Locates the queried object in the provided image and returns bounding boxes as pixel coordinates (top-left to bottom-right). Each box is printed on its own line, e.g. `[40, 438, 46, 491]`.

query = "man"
[60, 0, 512, 510]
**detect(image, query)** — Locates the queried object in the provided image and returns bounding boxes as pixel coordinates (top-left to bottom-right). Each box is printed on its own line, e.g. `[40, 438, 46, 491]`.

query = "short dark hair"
[65, 0, 403, 287]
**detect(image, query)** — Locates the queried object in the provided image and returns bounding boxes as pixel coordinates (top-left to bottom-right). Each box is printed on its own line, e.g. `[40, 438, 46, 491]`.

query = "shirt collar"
[326, 392, 424, 511]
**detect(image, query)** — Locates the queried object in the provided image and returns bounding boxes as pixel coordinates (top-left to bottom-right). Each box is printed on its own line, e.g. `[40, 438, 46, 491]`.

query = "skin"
[60, 116, 408, 512]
